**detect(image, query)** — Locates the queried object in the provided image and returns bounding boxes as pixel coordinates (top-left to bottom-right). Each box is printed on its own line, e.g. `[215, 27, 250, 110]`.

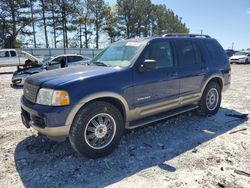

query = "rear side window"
[204, 39, 226, 64]
[10, 51, 16, 57]
[175, 40, 197, 66]
[68, 56, 83, 63]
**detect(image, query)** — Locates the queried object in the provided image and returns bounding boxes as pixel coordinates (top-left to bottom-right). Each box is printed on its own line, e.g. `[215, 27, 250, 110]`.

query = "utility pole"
[200, 29, 203, 36]
[232, 42, 234, 50]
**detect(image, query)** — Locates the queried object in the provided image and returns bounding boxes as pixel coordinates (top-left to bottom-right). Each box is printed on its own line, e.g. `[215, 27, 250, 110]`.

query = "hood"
[13, 66, 43, 76]
[230, 55, 246, 59]
[26, 66, 123, 87]
[17, 50, 40, 62]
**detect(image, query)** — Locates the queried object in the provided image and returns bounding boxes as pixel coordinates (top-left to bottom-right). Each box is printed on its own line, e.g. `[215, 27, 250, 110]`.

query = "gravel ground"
[0, 65, 249, 188]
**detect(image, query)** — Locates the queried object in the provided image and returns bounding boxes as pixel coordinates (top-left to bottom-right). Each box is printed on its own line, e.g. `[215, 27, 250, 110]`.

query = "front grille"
[23, 82, 39, 103]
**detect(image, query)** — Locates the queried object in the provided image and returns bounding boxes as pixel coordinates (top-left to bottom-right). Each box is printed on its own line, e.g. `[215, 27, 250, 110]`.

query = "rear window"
[204, 39, 226, 64]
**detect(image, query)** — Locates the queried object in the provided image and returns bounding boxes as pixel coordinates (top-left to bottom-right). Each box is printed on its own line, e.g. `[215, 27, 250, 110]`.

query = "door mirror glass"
[138, 59, 156, 72]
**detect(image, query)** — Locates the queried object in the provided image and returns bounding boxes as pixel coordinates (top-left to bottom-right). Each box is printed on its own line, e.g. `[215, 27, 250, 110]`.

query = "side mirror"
[138, 59, 157, 72]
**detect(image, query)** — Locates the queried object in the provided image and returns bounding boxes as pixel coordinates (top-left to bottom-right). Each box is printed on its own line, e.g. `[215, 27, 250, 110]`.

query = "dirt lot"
[0, 65, 249, 188]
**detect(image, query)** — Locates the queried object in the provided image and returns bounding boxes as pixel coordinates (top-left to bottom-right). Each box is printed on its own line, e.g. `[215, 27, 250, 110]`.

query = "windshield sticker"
[126, 42, 141, 47]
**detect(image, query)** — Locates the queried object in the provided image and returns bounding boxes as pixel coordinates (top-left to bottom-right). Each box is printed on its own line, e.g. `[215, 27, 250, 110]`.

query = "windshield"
[235, 51, 248, 56]
[90, 41, 147, 67]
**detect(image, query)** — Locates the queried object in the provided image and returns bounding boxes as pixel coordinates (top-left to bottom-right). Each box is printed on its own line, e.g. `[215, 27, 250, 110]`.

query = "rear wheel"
[69, 101, 124, 158]
[197, 81, 221, 116]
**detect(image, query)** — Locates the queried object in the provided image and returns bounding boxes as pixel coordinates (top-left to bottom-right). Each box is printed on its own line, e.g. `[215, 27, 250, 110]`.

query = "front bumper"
[21, 96, 72, 137]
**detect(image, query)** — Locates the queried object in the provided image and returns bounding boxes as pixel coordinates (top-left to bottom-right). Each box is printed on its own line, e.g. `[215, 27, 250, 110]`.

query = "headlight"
[36, 88, 70, 106]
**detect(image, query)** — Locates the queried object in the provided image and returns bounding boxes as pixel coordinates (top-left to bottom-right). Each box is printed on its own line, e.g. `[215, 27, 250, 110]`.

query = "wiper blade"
[92, 61, 108, 67]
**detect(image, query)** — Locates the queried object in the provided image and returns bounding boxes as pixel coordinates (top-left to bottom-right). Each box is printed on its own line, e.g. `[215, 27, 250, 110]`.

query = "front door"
[47, 56, 66, 70]
[133, 39, 179, 115]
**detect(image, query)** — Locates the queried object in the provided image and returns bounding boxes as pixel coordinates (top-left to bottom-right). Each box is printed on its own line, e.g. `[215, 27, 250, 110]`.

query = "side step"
[127, 104, 198, 129]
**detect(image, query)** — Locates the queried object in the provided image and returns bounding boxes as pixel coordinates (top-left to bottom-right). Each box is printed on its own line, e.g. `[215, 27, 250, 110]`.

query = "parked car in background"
[229, 51, 250, 64]
[0, 49, 40, 67]
[12, 54, 91, 86]
[20, 34, 230, 158]
[225, 49, 236, 58]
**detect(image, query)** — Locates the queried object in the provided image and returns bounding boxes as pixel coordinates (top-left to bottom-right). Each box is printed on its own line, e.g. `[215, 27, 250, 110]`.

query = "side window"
[10, 51, 17, 57]
[0, 51, 9, 58]
[147, 41, 174, 68]
[68, 56, 83, 63]
[175, 40, 196, 66]
[50, 57, 64, 64]
[204, 40, 227, 64]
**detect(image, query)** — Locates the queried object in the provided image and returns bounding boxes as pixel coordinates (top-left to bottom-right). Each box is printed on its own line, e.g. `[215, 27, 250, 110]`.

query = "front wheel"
[245, 59, 249, 64]
[69, 101, 124, 158]
[197, 81, 221, 116]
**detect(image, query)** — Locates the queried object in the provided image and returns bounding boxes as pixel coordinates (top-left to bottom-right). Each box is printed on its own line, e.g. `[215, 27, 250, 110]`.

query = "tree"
[39, 0, 49, 48]
[75, 0, 93, 48]
[117, 0, 135, 38]
[57, 0, 79, 48]
[29, 0, 37, 48]
[47, 0, 61, 48]
[103, 5, 120, 43]
[89, 0, 109, 48]
[0, 0, 32, 48]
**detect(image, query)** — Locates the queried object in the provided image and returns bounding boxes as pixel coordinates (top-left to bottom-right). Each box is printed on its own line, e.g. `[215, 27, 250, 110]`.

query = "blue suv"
[21, 34, 231, 158]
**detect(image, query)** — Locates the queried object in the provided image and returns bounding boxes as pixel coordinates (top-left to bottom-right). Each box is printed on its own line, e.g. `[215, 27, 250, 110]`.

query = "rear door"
[174, 39, 205, 99]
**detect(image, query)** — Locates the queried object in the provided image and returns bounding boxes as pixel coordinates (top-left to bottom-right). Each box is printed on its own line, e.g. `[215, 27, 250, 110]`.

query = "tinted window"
[0, 51, 9, 58]
[68, 56, 83, 63]
[145, 41, 173, 68]
[193, 42, 202, 64]
[175, 40, 196, 66]
[204, 40, 227, 64]
[10, 51, 16, 57]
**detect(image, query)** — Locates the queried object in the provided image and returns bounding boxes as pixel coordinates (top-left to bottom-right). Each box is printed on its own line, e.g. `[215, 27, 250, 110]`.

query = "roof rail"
[162, 33, 211, 38]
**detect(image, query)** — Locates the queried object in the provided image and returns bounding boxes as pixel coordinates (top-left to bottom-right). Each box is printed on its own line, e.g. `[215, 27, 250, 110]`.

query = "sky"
[108, 0, 250, 50]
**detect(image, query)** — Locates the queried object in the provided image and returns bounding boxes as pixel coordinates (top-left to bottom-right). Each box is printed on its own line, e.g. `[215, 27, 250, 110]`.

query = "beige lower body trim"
[30, 123, 70, 137]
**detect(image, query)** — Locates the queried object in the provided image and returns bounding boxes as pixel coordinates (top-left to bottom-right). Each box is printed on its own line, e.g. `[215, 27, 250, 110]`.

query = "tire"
[245, 59, 249, 64]
[69, 101, 124, 159]
[197, 81, 221, 116]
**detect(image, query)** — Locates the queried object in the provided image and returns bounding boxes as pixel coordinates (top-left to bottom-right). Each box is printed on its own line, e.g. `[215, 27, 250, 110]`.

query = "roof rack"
[162, 33, 211, 38]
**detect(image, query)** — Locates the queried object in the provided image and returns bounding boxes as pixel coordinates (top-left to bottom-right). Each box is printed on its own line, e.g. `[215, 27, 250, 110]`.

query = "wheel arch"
[201, 75, 224, 95]
[66, 92, 129, 127]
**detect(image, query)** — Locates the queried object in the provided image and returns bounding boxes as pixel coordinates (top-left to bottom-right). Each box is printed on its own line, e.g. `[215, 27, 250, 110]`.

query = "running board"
[127, 105, 198, 129]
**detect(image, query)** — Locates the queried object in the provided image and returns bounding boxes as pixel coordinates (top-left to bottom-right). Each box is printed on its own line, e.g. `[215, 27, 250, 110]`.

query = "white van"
[0, 49, 39, 67]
